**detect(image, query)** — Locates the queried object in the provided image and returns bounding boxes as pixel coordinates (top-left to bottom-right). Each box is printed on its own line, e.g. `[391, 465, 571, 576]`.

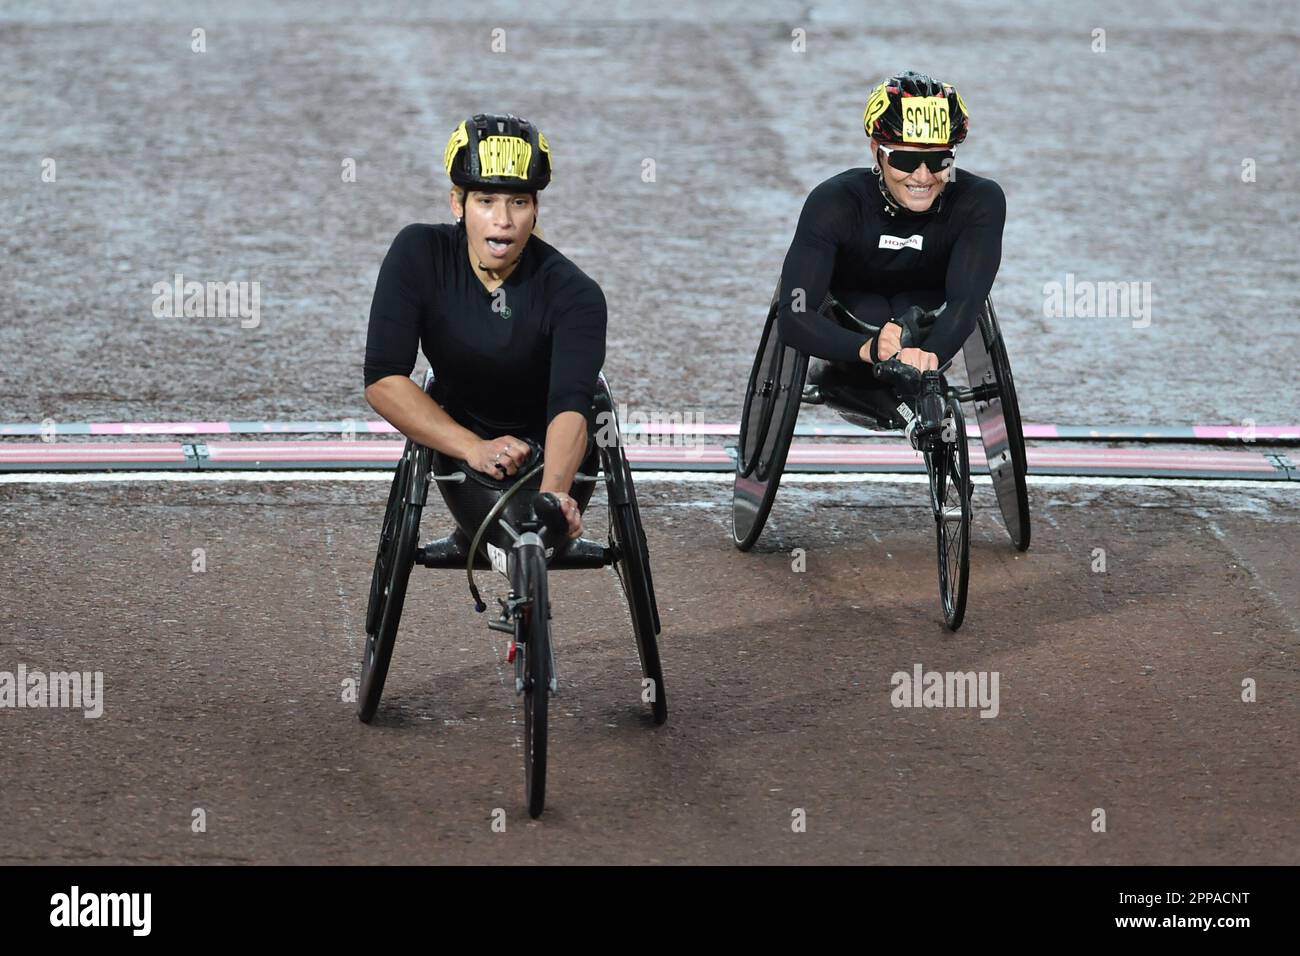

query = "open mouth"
[905, 184, 933, 198]
[485, 237, 514, 257]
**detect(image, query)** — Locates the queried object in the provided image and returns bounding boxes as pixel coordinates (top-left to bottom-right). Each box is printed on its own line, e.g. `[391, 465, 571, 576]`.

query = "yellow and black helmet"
[863, 71, 969, 147]
[443, 113, 552, 192]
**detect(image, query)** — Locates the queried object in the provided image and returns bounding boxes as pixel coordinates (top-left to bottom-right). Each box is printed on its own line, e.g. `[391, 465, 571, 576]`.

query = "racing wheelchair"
[732, 288, 1030, 631]
[358, 372, 666, 819]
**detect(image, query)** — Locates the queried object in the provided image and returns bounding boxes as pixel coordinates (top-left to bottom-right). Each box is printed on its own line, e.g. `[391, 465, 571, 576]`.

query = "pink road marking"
[5, 419, 1300, 442]
[1193, 425, 1300, 441]
[0, 442, 190, 463]
[204, 441, 402, 462]
[624, 446, 732, 464]
[90, 422, 232, 435]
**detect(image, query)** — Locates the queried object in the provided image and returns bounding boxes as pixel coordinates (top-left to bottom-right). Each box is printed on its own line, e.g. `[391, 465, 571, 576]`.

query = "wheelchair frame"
[357, 371, 666, 818]
[731, 286, 1031, 630]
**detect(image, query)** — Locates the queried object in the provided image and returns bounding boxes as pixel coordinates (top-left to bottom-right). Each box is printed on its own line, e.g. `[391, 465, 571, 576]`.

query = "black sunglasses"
[879, 144, 955, 174]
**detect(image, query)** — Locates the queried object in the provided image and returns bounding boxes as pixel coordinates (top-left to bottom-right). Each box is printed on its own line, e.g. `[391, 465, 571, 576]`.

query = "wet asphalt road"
[1, 1, 1299, 864]
[1, 0, 1297, 427]
[1, 476, 1297, 863]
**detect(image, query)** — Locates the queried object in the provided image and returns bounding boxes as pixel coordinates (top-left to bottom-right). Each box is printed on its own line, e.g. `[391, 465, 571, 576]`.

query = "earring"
[871, 164, 881, 174]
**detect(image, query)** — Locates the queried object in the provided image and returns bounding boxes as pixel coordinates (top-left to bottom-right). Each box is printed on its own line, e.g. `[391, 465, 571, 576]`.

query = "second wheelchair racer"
[363, 113, 604, 539]
[776, 70, 1005, 385]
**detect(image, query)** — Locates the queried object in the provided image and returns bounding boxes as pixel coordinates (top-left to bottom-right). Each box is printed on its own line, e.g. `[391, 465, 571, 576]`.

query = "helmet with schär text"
[863, 71, 969, 147]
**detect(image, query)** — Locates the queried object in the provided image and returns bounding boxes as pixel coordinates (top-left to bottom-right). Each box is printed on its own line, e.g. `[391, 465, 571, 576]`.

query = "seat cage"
[414, 370, 627, 573]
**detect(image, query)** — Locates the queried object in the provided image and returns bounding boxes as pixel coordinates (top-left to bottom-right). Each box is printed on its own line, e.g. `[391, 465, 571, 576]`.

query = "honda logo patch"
[879, 234, 924, 251]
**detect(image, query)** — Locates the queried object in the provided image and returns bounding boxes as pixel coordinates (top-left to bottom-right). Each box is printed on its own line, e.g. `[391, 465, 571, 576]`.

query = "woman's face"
[874, 142, 954, 213]
[452, 189, 537, 272]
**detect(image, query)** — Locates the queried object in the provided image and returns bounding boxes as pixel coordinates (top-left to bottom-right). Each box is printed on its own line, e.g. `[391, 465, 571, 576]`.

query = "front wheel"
[929, 399, 971, 631]
[518, 544, 551, 819]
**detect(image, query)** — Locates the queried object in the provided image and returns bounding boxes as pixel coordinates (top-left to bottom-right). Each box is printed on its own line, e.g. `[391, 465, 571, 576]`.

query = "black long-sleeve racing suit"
[775, 166, 1005, 365]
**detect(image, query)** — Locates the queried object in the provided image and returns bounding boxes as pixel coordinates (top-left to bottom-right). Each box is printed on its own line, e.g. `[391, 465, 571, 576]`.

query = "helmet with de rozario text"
[444, 113, 552, 192]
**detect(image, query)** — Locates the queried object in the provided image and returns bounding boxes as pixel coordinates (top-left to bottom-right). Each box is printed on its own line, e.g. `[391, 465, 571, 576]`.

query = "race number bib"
[864, 83, 891, 132]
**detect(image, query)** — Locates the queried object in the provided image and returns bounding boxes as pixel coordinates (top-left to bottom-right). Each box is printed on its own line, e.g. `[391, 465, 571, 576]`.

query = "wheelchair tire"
[732, 300, 807, 551]
[736, 289, 782, 477]
[605, 444, 668, 725]
[929, 398, 971, 631]
[517, 541, 550, 819]
[964, 297, 1030, 552]
[358, 440, 429, 724]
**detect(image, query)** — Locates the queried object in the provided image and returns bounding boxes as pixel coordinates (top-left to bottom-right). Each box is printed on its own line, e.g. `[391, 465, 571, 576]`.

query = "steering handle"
[872, 363, 949, 440]
[531, 492, 570, 537]
[872, 355, 922, 391]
